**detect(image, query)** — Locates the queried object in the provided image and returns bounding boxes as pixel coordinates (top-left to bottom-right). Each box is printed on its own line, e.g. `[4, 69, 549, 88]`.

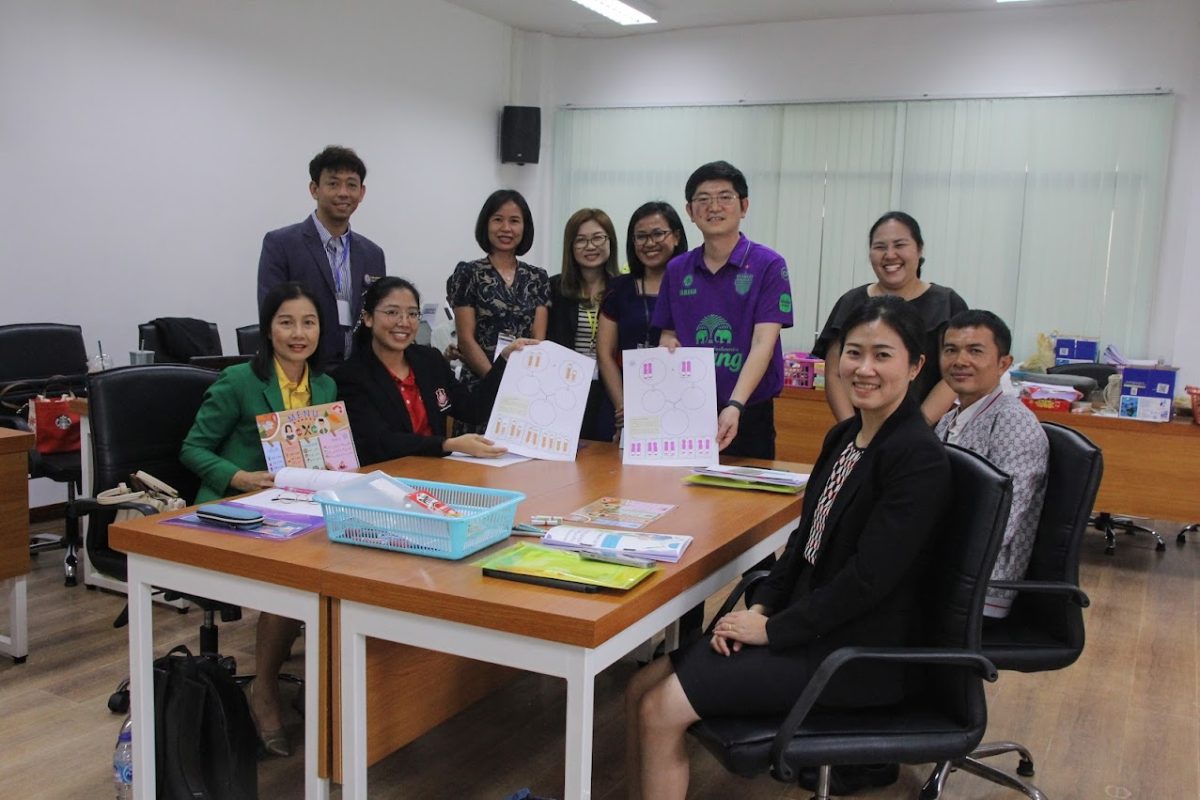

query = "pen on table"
[511, 523, 546, 536]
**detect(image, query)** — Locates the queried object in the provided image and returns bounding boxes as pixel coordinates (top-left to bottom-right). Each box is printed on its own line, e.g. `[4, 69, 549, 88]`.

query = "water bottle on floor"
[113, 715, 133, 799]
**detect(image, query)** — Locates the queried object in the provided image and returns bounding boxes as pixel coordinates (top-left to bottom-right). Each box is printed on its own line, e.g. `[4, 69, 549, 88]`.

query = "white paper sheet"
[621, 347, 719, 467]
[232, 468, 363, 518]
[444, 452, 532, 468]
[483, 341, 593, 461]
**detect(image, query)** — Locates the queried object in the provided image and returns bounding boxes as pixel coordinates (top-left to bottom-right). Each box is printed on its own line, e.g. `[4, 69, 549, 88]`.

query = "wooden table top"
[0, 426, 34, 454]
[110, 444, 807, 649]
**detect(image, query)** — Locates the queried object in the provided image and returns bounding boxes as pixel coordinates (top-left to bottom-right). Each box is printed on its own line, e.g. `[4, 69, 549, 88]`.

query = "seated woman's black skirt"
[669, 636, 817, 718]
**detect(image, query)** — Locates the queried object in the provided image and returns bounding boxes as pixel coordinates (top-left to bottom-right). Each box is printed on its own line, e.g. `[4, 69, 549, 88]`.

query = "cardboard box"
[1119, 364, 1178, 422]
[1053, 335, 1099, 366]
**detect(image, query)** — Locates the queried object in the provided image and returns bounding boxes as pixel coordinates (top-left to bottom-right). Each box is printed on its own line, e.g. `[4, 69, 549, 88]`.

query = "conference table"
[0, 427, 34, 663]
[110, 444, 806, 800]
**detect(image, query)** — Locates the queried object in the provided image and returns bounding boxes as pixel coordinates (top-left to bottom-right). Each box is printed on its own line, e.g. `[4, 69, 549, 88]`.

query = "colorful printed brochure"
[256, 401, 359, 473]
[476, 541, 657, 591]
[565, 496, 676, 529]
[539, 525, 692, 563]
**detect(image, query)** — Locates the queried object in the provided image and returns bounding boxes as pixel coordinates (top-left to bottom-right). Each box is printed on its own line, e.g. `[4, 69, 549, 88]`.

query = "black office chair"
[137, 318, 222, 364]
[920, 422, 1103, 799]
[63, 365, 252, 711]
[1048, 362, 1163, 554]
[235, 324, 260, 356]
[0, 323, 88, 584]
[686, 445, 1012, 800]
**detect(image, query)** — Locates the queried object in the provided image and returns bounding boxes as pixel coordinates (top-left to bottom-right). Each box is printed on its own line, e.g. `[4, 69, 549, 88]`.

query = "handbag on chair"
[98, 471, 187, 521]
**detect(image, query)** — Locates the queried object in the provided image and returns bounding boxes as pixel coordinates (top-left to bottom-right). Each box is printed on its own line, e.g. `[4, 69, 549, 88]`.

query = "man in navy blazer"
[257, 145, 386, 362]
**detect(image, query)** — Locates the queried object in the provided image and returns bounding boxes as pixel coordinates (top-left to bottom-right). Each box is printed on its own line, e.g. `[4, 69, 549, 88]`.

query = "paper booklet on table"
[539, 525, 692, 563]
[231, 467, 364, 519]
[256, 400, 359, 473]
[476, 541, 657, 591]
[686, 465, 808, 494]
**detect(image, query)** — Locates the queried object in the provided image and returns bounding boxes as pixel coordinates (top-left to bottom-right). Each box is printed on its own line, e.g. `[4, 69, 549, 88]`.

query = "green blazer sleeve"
[180, 364, 338, 503]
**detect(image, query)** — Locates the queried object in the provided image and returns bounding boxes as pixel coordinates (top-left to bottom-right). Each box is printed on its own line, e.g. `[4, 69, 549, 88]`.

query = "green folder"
[476, 542, 656, 591]
[684, 473, 805, 494]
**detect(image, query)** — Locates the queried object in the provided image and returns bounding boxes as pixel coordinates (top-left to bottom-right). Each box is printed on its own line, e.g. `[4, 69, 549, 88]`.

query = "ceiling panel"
[443, 0, 1124, 38]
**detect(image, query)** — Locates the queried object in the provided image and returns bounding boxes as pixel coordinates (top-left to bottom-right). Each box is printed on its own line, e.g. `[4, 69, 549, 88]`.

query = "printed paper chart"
[485, 341, 593, 461]
[622, 347, 718, 466]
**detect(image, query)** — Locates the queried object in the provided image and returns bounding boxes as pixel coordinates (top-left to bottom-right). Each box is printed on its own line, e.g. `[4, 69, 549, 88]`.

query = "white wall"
[2, 0, 519, 504]
[536, 0, 1200, 383]
[1, 0, 518, 359]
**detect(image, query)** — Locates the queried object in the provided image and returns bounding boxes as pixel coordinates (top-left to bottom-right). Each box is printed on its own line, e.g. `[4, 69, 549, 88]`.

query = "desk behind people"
[774, 386, 1200, 525]
[0, 427, 34, 662]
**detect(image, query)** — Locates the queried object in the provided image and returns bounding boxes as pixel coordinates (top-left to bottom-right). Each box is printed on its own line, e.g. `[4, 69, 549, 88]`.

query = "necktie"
[327, 238, 347, 298]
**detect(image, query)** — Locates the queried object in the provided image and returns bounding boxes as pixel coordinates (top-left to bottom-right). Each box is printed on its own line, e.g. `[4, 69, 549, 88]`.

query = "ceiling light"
[568, 0, 656, 26]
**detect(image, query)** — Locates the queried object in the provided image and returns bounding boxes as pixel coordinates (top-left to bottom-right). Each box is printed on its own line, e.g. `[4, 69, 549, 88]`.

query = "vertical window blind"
[552, 94, 1173, 360]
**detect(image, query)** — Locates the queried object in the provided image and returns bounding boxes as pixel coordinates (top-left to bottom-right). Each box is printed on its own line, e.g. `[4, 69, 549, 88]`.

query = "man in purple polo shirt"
[654, 160, 793, 459]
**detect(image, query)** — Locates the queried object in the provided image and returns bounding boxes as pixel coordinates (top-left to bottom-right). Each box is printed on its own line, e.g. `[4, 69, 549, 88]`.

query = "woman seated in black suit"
[333, 276, 535, 462]
[624, 295, 952, 800]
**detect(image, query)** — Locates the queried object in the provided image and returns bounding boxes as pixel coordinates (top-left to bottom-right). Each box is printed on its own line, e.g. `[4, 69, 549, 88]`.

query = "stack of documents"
[539, 525, 692, 563]
[687, 465, 808, 493]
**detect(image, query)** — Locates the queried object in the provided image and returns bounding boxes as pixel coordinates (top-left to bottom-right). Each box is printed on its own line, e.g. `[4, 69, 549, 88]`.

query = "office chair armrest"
[0, 412, 32, 432]
[66, 497, 160, 520]
[703, 570, 772, 634]
[768, 645, 997, 781]
[988, 579, 1090, 607]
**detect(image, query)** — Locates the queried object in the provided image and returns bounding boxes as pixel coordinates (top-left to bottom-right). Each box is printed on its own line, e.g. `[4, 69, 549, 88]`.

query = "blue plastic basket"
[318, 477, 524, 560]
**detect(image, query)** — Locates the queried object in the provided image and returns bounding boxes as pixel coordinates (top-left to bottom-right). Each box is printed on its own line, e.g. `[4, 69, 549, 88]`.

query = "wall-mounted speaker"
[500, 105, 540, 165]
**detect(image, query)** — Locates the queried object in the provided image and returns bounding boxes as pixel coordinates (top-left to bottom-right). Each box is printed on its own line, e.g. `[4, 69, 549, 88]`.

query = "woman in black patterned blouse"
[446, 190, 550, 433]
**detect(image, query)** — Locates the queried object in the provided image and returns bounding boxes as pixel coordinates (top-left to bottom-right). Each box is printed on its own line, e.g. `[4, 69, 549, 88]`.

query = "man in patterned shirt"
[936, 310, 1048, 619]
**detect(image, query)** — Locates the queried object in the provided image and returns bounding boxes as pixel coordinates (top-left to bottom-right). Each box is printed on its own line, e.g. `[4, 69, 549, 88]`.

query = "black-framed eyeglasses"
[633, 229, 674, 246]
[572, 233, 609, 249]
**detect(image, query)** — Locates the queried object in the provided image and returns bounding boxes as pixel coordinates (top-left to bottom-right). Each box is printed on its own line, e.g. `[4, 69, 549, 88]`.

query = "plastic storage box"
[319, 477, 524, 560]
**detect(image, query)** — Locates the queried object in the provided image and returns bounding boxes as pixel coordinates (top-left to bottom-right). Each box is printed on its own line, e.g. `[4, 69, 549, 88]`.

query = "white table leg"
[0, 575, 28, 662]
[126, 554, 329, 800]
[126, 558, 156, 800]
[563, 657, 596, 800]
[340, 624, 369, 800]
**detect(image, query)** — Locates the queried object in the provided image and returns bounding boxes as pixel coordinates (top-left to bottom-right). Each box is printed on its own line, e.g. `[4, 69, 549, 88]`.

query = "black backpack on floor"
[153, 645, 259, 800]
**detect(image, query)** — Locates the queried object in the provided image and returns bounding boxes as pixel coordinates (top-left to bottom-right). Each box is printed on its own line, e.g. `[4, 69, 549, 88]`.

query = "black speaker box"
[500, 105, 540, 165]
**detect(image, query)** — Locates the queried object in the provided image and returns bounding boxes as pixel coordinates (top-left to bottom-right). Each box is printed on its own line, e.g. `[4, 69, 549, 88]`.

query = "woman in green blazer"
[180, 280, 331, 757]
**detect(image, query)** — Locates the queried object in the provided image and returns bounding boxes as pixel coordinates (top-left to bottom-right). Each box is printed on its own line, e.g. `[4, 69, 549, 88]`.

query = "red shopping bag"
[28, 393, 81, 454]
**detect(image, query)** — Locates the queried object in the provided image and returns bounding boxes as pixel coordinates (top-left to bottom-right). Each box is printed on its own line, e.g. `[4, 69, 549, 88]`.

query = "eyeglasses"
[633, 229, 674, 246]
[690, 192, 740, 208]
[374, 308, 421, 322]
[573, 233, 610, 249]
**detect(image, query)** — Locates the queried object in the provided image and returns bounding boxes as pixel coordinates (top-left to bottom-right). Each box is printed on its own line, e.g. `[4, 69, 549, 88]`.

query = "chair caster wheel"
[108, 690, 130, 714]
[64, 575, 77, 587]
[13, 655, 27, 664]
[1104, 546, 1115, 556]
[1155, 541, 1166, 552]
[217, 655, 237, 675]
[1017, 758, 1035, 777]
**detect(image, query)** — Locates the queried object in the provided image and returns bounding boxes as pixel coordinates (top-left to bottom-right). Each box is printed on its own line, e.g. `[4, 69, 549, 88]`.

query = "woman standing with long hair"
[596, 202, 688, 438]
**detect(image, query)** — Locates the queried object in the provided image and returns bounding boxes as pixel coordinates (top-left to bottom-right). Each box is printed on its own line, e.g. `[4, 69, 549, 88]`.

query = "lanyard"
[584, 304, 598, 347]
[640, 279, 654, 346]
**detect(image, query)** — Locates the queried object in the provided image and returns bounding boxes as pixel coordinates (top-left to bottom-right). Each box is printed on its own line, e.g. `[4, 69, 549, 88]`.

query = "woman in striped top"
[547, 208, 620, 442]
